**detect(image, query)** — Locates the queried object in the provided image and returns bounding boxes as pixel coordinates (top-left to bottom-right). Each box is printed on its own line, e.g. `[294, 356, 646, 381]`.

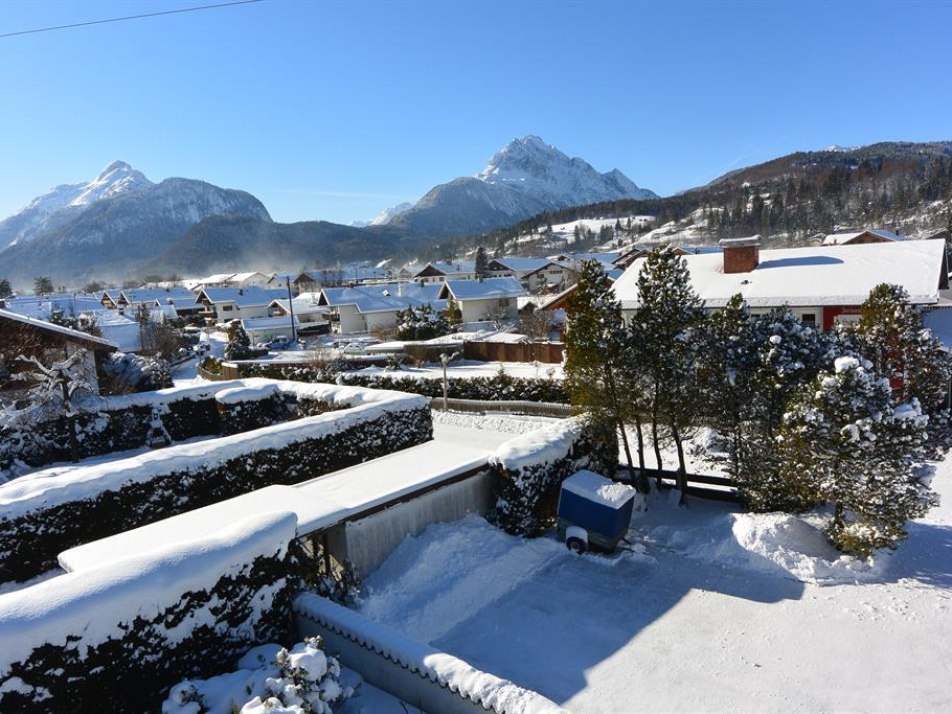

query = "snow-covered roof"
[119, 287, 196, 305]
[198, 287, 287, 307]
[490, 257, 552, 273]
[549, 251, 620, 267]
[240, 315, 300, 331]
[437, 277, 527, 301]
[198, 273, 237, 284]
[415, 260, 477, 277]
[822, 229, 909, 246]
[269, 296, 327, 316]
[226, 271, 268, 283]
[319, 282, 444, 314]
[613, 240, 948, 309]
[0, 308, 118, 351]
[1, 295, 107, 320]
[922, 307, 952, 351]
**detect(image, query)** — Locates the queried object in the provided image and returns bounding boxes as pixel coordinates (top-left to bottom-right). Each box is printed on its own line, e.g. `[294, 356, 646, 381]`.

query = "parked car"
[338, 342, 366, 356]
[267, 335, 293, 350]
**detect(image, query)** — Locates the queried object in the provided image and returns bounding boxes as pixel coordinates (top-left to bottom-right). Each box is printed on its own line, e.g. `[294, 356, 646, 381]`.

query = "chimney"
[719, 236, 762, 274]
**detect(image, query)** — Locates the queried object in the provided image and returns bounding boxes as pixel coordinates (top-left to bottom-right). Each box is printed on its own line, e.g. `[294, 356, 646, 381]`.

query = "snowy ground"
[356, 419, 952, 712]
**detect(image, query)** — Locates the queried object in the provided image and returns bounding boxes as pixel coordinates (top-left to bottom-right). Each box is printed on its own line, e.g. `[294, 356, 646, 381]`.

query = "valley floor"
[356, 416, 952, 713]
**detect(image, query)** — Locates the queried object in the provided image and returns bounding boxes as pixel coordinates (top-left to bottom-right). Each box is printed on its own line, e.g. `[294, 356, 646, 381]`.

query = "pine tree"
[224, 320, 254, 360]
[779, 356, 935, 555]
[474, 246, 490, 280]
[33, 276, 54, 295]
[565, 260, 643, 489]
[631, 245, 705, 502]
[0, 277, 11, 298]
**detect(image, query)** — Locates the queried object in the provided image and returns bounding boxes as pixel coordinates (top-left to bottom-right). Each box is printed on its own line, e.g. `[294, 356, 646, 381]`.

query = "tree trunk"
[633, 413, 649, 493]
[672, 422, 688, 506]
[61, 381, 78, 463]
[606, 370, 636, 485]
[651, 415, 664, 488]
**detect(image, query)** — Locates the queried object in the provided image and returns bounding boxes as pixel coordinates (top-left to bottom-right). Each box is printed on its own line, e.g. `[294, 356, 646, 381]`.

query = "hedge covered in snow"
[491, 417, 618, 537]
[236, 362, 571, 404]
[0, 512, 299, 713]
[0, 382, 431, 584]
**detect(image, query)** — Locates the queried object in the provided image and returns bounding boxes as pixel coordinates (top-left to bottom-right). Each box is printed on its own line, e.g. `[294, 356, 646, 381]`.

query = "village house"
[194, 287, 288, 324]
[118, 287, 203, 321]
[413, 260, 478, 285]
[317, 282, 445, 334]
[436, 277, 527, 324]
[821, 228, 909, 246]
[612, 236, 950, 330]
[267, 294, 330, 337]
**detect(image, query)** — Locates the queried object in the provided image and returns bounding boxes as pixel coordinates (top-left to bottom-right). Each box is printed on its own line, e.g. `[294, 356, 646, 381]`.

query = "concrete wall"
[326, 469, 495, 577]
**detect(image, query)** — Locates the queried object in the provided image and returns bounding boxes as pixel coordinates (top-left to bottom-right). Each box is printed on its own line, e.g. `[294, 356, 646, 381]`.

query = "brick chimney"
[719, 236, 762, 274]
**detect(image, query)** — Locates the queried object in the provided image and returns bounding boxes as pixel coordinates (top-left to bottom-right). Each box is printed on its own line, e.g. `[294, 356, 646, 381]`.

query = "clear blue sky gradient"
[1, 0, 950, 225]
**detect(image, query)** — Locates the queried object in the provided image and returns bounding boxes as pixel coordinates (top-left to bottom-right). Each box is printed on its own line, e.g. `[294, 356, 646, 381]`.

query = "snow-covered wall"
[294, 593, 567, 714]
[491, 417, 618, 536]
[0, 380, 431, 583]
[0, 512, 299, 712]
[326, 469, 495, 576]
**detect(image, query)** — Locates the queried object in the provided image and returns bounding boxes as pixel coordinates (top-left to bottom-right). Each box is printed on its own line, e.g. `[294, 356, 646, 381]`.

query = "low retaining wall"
[0, 512, 299, 713]
[294, 593, 566, 714]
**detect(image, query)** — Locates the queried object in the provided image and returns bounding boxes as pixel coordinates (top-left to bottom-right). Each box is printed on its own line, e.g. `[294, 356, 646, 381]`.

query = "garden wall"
[294, 593, 567, 714]
[0, 512, 299, 713]
[0, 380, 431, 584]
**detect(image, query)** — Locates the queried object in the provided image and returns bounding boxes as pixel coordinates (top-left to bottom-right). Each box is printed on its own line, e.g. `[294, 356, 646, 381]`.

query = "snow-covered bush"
[395, 303, 450, 341]
[778, 356, 936, 555]
[164, 638, 351, 714]
[99, 351, 173, 395]
[492, 417, 618, 536]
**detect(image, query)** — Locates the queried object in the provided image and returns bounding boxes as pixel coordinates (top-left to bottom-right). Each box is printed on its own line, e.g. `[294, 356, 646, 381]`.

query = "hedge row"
[491, 418, 619, 537]
[236, 363, 570, 403]
[0, 404, 432, 584]
[0, 515, 301, 713]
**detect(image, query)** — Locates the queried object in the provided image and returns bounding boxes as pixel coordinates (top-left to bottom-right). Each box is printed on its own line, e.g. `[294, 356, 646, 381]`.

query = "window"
[801, 313, 816, 325]
[222, 305, 233, 312]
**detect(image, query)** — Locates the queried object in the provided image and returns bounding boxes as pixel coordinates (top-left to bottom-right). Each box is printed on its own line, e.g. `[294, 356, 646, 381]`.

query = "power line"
[0, 0, 264, 39]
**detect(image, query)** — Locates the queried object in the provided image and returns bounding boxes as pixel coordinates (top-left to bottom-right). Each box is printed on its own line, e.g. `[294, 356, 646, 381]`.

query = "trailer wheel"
[566, 537, 587, 555]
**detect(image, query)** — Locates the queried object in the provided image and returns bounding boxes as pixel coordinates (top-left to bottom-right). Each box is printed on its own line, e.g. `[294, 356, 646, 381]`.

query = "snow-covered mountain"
[369, 202, 414, 226]
[0, 162, 271, 284]
[0, 161, 154, 249]
[390, 135, 657, 237]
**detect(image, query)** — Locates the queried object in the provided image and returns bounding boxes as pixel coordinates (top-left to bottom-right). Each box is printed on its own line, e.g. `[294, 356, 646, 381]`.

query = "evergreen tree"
[444, 298, 462, 325]
[0, 277, 11, 298]
[849, 284, 952, 453]
[631, 245, 705, 501]
[224, 320, 254, 360]
[33, 276, 54, 295]
[779, 356, 935, 555]
[474, 246, 490, 280]
[564, 260, 643, 489]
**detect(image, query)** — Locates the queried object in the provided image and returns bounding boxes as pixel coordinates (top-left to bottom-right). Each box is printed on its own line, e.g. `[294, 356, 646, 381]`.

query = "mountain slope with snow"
[0, 163, 272, 285]
[390, 135, 656, 237]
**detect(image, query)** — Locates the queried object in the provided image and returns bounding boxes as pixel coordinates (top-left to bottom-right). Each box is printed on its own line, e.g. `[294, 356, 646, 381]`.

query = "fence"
[433, 397, 579, 418]
[463, 340, 565, 364]
[651, 468, 739, 502]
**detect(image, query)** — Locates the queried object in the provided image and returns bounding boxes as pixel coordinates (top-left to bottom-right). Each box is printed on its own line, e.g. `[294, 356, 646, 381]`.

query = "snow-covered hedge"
[294, 592, 567, 714]
[0, 383, 431, 584]
[236, 363, 571, 403]
[0, 512, 299, 712]
[491, 417, 618, 537]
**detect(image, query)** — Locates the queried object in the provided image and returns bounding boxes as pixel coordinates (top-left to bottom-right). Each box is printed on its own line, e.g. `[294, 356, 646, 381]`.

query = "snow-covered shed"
[0, 308, 117, 395]
[612, 238, 950, 331]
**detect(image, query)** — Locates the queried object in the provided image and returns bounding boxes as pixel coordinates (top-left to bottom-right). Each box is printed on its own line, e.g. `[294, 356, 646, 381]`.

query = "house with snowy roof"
[317, 282, 445, 334]
[195, 287, 288, 324]
[224, 272, 271, 288]
[821, 228, 909, 246]
[436, 277, 526, 324]
[413, 260, 478, 284]
[117, 287, 203, 320]
[267, 294, 330, 336]
[0, 308, 117, 396]
[612, 236, 950, 331]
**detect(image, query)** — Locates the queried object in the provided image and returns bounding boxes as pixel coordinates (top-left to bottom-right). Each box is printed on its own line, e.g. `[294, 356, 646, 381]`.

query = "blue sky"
[1, 0, 950, 225]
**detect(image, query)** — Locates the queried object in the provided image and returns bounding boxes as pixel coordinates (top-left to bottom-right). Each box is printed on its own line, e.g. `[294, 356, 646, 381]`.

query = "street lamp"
[285, 275, 298, 344]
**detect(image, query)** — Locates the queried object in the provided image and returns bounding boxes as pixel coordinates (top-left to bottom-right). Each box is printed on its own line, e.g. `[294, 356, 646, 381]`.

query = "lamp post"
[285, 276, 298, 344]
